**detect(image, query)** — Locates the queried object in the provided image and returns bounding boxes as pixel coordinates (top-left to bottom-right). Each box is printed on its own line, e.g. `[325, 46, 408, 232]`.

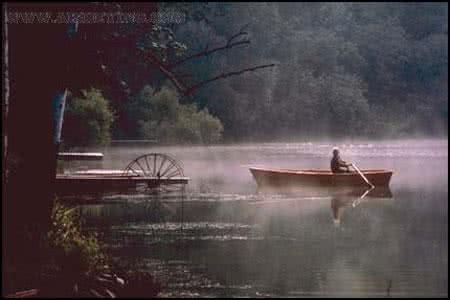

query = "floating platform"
[56, 169, 189, 195]
[56, 153, 188, 195]
[57, 152, 104, 161]
[111, 139, 158, 144]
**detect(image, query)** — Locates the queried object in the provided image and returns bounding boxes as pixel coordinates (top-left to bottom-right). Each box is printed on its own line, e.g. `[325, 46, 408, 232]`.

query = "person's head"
[332, 147, 339, 157]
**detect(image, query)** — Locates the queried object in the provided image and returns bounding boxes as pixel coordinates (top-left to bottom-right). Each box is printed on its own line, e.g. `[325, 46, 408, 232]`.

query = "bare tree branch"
[143, 50, 188, 94]
[227, 23, 250, 46]
[138, 23, 276, 99]
[184, 63, 276, 96]
[142, 48, 275, 99]
[167, 41, 250, 69]
[167, 24, 251, 69]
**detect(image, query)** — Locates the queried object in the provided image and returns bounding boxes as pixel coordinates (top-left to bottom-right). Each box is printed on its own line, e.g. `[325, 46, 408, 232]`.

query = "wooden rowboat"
[249, 167, 393, 188]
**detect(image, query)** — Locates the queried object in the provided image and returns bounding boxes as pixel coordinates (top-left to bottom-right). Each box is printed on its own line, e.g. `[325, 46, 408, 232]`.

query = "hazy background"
[163, 2, 448, 140]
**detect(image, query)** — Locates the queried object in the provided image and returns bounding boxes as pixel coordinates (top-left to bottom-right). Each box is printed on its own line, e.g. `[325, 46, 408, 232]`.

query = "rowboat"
[249, 167, 393, 188]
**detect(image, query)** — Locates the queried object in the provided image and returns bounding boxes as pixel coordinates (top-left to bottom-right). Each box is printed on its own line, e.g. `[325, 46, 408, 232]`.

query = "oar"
[352, 185, 375, 207]
[351, 163, 375, 189]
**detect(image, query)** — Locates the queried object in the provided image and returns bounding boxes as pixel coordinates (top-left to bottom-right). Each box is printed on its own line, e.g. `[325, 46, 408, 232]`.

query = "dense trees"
[125, 85, 223, 143]
[59, 3, 449, 146]
[165, 2, 447, 140]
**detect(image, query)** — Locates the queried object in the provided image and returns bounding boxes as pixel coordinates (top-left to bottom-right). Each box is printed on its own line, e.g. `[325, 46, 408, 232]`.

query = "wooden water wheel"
[122, 153, 186, 193]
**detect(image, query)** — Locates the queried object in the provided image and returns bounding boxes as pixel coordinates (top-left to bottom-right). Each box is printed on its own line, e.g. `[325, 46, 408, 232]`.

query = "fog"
[72, 138, 447, 297]
[75, 138, 448, 194]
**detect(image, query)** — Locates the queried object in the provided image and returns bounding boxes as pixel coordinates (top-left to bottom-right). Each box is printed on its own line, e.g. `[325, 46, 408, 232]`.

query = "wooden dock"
[55, 170, 189, 195]
[55, 153, 188, 195]
[57, 152, 104, 161]
[111, 139, 158, 144]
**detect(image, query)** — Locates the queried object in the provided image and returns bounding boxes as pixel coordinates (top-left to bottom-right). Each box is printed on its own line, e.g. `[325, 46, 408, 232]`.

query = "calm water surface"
[70, 139, 448, 297]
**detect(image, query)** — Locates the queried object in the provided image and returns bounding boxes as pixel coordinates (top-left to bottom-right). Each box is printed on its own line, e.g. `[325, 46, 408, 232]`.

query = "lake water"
[69, 139, 448, 297]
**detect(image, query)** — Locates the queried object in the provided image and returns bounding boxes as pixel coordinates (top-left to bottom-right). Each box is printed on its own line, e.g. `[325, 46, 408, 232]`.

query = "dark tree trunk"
[4, 4, 69, 283]
[2, 2, 10, 294]
[3, 4, 159, 294]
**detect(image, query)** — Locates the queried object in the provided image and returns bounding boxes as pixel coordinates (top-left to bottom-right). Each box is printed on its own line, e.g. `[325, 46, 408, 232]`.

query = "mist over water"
[78, 139, 448, 194]
[71, 139, 447, 297]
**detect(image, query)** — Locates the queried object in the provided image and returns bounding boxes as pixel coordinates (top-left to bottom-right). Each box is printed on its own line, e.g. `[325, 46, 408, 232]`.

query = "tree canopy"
[162, 2, 447, 140]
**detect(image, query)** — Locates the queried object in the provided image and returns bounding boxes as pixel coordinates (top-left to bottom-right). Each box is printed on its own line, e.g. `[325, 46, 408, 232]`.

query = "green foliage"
[127, 85, 224, 144]
[61, 3, 446, 141]
[167, 2, 448, 139]
[63, 88, 114, 147]
[47, 201, 107, 275]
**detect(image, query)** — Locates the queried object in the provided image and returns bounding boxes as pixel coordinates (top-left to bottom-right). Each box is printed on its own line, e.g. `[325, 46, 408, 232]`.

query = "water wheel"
[122, 153, 185, 193]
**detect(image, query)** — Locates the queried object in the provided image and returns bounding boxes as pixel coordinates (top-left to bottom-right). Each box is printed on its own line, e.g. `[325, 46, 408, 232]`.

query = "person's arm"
[338, 158, 348, 167]
[338, 158, 352, 169]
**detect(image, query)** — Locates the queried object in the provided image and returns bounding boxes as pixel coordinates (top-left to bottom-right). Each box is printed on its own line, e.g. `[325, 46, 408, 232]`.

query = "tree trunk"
[2, 2, 10, 294]
[4, 4, 70, 287]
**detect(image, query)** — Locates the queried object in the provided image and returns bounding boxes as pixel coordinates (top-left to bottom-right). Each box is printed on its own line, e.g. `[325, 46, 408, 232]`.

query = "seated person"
[330, 147, 351, 173]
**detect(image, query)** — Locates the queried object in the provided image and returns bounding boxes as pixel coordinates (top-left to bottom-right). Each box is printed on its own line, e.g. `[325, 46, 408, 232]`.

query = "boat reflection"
[78, 186, 393, 231]
[256, 185, 393, 226]
[256, 185, 392, 198]
[331, 186, 393, 226]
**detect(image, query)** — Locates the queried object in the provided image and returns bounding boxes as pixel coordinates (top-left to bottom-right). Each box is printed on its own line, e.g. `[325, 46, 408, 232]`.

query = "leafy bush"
[63, 88, 114, 147]
[127, 85, 223, 144]
[47, 201, 107, 275]
[175, 105, 224, 143]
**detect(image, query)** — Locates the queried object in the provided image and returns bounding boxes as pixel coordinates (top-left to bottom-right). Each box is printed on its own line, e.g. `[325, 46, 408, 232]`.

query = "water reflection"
[252, 185, 393, 226]
[78, 185, 395, 244]
[330, 187, 393, 226]
[72, 140, 447, 297]
[75, 182, 448, 297]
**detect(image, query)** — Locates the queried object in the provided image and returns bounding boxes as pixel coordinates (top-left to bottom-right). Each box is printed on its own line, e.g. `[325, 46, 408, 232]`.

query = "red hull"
[249, 167, 392, 188]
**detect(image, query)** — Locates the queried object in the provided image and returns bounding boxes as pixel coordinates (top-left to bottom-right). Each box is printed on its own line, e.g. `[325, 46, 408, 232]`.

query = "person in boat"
[331, 147, 351, 173]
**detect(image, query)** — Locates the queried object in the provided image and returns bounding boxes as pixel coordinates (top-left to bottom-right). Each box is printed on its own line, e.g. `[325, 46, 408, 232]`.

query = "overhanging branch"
[139, 23, 275, 98]
[167, 40, 250, 69]
[184, 63, 276, 96]
[143, 50, 188, 94]
[167, 24, 251, 69]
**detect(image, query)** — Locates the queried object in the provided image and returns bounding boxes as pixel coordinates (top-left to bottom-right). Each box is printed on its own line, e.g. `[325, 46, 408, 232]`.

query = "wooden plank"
[57, 152, 104, 161]
[74, 169, 124, 175]
[111, 139, 158, 143]
[56, 175, 189, 184]
[55, 174, 189, 195]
